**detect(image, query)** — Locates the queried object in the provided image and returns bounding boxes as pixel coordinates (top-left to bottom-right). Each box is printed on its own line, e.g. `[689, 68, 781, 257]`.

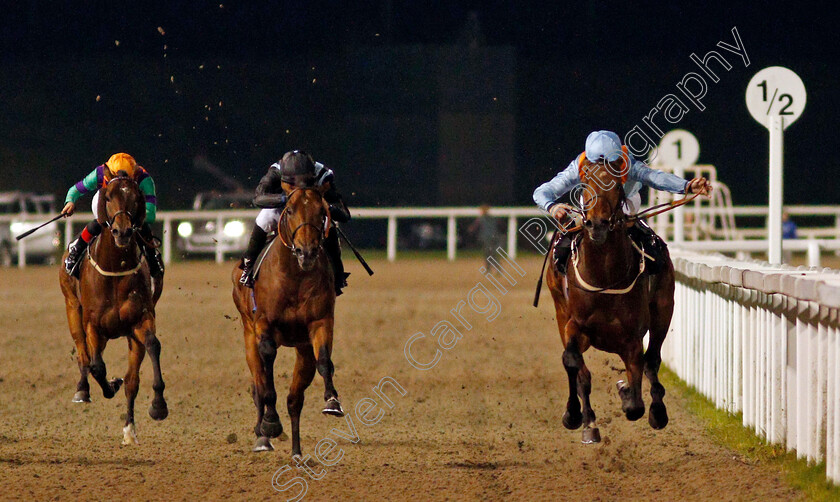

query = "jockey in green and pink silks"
[61, 153, 163, 278]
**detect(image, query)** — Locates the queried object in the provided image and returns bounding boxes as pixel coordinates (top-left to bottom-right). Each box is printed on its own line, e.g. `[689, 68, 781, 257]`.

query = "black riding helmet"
[277, 150, 317, 186]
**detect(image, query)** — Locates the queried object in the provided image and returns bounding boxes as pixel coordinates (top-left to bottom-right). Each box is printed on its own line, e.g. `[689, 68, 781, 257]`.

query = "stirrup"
[240, 259, 255, 288]
[65, 241, 83, 277]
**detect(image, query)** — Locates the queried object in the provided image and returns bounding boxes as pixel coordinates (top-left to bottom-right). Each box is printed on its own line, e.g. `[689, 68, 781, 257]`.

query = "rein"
[566, 164, 643, 295]
[627, 192, 701, 223]
[88, 176, 145, 277]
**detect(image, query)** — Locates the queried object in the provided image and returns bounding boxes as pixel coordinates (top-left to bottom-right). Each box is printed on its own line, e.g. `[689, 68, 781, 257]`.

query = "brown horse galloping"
[232, 185, 343, 456]
[59, 174, 168, 445]
[546, 159, 674, 444]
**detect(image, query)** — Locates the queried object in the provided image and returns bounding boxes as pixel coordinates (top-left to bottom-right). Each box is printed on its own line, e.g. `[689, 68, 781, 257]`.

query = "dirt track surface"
[0, 258, 800, 501]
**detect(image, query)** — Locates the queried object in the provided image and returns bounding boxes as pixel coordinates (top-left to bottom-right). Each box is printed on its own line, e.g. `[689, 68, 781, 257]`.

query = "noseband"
[102, 177, 142, 232]
[580, 164, 628, 232]
[277, 188, 331, 253]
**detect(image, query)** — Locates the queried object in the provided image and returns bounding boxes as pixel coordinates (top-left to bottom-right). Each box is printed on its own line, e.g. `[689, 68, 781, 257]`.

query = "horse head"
[278, 185, 330, 271]
[98, 172, 145, 248]
[579, 156, 628, 245]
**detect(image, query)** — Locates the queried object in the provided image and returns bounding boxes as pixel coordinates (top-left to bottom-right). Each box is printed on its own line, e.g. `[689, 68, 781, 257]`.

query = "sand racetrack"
[0, 257, 800, 501]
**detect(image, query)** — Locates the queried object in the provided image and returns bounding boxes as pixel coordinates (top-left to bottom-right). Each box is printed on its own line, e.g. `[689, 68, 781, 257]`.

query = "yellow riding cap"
[105, 153, 137, 178]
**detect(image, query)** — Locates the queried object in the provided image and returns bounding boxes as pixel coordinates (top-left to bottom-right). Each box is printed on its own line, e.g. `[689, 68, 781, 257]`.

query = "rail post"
[17, 236, 25, 268]
[387, 215, 397, 262]
[507, 215, 517, 259]
[807, 240, 821, 268]
[215, 214, 224, 264]
[447, 215, 456, 261]
[64, 218, 73, 248]
[163, 217, 172, 265]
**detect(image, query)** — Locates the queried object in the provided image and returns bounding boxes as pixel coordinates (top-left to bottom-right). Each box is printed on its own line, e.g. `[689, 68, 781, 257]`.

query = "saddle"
[252, 235, 278, 283]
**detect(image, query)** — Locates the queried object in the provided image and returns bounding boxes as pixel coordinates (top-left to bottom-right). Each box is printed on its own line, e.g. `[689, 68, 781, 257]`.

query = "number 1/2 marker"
[745, 66, 807, 264]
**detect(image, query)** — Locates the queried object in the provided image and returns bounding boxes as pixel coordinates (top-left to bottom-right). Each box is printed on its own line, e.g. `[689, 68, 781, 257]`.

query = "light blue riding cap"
[584, 130, 622, 162]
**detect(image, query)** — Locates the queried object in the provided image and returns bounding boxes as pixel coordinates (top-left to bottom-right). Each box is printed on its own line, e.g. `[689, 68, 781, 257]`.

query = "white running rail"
[3, 205, 840, 267]
[664, 248, 840, 482]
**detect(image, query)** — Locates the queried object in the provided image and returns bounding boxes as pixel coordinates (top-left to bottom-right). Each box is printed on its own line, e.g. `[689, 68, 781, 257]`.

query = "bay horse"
[59, 173, 168, 445]
[232, 184, 343, 456]
[546, 158, 675, 443]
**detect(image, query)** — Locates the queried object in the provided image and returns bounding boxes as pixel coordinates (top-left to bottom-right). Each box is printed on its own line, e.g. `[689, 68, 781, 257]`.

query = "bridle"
[276, 188, 331, 255]
[88, 176, 147, 276]
[581, 186, 627, 232]
[101, 176, 142, 234]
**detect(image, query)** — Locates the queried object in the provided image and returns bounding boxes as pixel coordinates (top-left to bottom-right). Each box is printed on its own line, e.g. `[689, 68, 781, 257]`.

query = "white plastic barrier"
[4, 205, 840, 267]
[663, 248, 840, 482]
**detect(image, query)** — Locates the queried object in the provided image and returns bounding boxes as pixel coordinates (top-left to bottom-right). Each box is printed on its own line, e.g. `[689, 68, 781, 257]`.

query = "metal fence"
[664, 248, 840, 482]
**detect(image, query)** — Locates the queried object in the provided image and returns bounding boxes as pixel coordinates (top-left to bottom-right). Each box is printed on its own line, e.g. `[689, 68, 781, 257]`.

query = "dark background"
[0, 1, 836, 211]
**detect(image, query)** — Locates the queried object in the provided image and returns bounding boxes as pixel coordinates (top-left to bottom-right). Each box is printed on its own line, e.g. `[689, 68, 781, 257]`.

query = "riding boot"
[64, 236, 88, 277]
[64, 220, 102, 277]
[553, 233, 573, 275]
[240, 225, 268, 288]
[139, 223, 164, 279]
[324, 231, 349, 296]
[629, 221, 666, 274]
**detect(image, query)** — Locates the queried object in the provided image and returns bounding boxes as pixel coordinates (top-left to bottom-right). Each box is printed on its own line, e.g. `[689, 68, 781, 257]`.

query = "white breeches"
[91, 192, 100, 220]
[255, 208, 283, 233]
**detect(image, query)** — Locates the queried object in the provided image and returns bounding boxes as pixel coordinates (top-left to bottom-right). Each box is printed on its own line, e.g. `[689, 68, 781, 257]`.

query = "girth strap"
[87, 249, 146, 277]
[570, 238, 647, 295]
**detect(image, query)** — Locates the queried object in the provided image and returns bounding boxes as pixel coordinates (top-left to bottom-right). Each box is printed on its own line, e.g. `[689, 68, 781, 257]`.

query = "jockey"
[61, 153, 164, 279]
[239, 150, 351, 294]
[533, 130, 711, 274]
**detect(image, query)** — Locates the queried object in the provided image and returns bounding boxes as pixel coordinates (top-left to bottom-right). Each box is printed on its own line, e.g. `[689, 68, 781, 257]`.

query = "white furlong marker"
[746, 66, 806, 264]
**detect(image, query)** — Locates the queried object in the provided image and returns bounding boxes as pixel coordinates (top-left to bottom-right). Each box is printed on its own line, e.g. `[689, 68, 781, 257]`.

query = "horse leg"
[646, 269, 675, 430]
[136, 316, 168, 421]
[64, 300, 90, 403]
[310, 320, 343, 416]
[288, 345, 317, 457]
[242, 319, 272, 451]
[256, 320, 284, 439]
[86, 325, 122, 399]
[560, 320, 583, 430]
[122, 336, 145, 445]
[617, 342, 646, 421]
[577, 357, 600, 443]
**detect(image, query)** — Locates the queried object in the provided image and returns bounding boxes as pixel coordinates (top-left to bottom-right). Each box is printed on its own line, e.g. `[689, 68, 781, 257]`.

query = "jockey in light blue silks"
[533, 130, 711, 274]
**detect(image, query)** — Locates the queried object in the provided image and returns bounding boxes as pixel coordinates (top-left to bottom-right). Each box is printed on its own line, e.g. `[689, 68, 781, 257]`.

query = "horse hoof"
[72, 391, 90, 403]
[581, 427, 601, 444]
[322, 397, 345, 417]
[261, 418, 284, 438]
[649, 402, 669, 429]
[624, 406, 645, 422]
[149, 403, 169, 421]
[122, 424, 139, 446]
[562, 410, 583, 430]
[109, 378, 124, 395]
[253, 436, 274, 452]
